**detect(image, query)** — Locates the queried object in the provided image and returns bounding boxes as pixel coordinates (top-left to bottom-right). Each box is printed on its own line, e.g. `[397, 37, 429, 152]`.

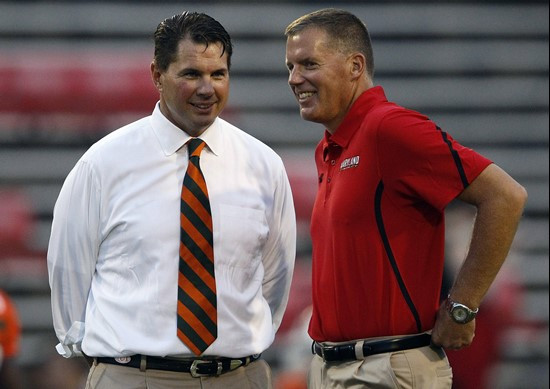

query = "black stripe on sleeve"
[436, 126, 469, 189]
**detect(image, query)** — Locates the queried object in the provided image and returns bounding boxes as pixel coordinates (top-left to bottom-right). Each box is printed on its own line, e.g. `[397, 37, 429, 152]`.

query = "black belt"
[313, 333, 432, 362]
[95, 354, 260, 377]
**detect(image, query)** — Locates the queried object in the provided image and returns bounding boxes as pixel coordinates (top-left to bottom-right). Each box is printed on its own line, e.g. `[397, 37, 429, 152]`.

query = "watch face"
[453, 307, 468, 322]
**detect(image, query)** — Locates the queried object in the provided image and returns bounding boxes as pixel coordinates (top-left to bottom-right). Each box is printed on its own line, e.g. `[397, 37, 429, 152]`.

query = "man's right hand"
[431, 301, 476, 350]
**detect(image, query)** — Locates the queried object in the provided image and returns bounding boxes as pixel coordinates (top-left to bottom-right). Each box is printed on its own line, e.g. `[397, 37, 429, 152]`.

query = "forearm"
[262, 168, 296, 329]
[48, 218, 96, 353]
[262, 220, 296, 329]
[432, 164, 526, 349]
[49, 271, 90, 356]
[450, 164, 527, 308]
[47, 159, 100, 355]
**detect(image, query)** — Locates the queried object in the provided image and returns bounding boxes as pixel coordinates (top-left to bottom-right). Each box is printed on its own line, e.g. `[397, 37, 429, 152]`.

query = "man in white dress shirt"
[47, 11, 296, 389]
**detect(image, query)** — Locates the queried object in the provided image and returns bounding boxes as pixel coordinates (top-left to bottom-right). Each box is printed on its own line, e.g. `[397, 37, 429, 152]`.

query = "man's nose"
[197, 78, 215, 95]
[288, 67, 304, 86]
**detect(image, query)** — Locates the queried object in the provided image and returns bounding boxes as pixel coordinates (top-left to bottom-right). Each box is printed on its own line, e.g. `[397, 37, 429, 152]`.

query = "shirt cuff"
[55, 343, 83, 358]
[56, 321, 85, 358]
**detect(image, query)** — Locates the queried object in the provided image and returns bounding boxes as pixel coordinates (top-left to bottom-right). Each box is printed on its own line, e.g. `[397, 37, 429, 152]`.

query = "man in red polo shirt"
[285, 8, 527, 389]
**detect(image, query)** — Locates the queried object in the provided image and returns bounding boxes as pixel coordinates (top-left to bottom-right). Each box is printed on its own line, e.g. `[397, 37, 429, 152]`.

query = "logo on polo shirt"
[340, 156, 360, 171]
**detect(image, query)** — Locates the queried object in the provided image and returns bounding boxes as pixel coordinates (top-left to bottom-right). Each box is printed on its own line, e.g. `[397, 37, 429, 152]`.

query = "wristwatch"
[446, 296, 479, 324]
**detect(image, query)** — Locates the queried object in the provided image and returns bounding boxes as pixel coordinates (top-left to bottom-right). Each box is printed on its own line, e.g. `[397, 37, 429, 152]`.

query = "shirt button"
[327, 177, 332, 183]
[331, 160, 336, 165]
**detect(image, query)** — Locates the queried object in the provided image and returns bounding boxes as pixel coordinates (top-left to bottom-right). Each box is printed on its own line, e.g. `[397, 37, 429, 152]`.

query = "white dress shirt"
[47, 104, 296, 359]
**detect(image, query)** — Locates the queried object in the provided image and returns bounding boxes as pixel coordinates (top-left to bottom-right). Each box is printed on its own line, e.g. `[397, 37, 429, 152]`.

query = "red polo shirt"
[309, 86, 492, 342]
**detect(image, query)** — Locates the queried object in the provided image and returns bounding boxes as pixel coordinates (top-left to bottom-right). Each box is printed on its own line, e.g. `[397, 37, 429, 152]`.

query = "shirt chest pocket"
[217, 204, 269, 278]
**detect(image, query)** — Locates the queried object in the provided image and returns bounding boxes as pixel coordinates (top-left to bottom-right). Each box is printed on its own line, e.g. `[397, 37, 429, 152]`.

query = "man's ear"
[350, 53, 366, 80]
[150, 61, 162, 92]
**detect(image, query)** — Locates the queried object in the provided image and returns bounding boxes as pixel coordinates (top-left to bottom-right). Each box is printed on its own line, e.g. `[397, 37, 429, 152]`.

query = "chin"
[300, 111, 323, 124]
[299, 108, 314, 120]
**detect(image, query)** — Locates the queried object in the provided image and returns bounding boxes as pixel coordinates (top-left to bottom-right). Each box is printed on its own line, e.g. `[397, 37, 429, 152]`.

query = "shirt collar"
[323, 86, 388, 149]
[150, 102, 222, 157]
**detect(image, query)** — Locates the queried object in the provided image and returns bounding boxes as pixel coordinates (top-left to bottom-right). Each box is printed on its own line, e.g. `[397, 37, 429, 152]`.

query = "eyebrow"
[287, 56, 317, 66]
[176, 67, 228, 76]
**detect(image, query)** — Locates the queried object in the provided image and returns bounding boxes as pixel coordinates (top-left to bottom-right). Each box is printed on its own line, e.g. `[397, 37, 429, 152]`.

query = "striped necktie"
[177, 138, 217, 356]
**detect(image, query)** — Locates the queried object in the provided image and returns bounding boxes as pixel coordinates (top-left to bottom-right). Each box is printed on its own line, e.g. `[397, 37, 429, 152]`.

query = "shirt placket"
[323, 142, 341, 204]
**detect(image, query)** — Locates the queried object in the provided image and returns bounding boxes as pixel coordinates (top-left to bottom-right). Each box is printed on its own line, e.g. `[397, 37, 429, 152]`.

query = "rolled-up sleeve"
[261, 161, 296, 332]
[47, 159, 100, 357]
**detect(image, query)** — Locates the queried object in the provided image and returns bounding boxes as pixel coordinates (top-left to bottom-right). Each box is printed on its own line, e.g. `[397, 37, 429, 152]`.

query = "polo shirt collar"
[150, 102, 222, 157]
[324, 86, 388, 149]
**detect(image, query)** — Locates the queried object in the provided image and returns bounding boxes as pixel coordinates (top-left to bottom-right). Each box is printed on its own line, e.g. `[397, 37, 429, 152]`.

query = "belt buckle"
[189, 360, 222, 378]
[320, 344, 336, 362]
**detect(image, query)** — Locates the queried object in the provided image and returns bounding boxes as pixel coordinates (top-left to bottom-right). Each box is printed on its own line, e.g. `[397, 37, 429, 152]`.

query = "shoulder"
[81, 116, 151, 162]
[373, 103, 435, 143]
[375, 102, 429, 127]
[218, 118, 285, 166]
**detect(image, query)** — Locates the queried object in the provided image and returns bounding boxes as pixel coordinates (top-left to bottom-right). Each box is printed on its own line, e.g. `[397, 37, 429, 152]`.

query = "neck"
[326, 77, 373, 134]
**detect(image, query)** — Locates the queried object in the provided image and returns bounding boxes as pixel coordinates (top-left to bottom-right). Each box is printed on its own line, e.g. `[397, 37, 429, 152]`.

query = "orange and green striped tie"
[177, 138, 217, 356]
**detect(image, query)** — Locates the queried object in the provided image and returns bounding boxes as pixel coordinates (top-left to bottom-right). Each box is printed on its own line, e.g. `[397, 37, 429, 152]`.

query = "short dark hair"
[153, 11, 233, 72]
[285, 8, 374, 79]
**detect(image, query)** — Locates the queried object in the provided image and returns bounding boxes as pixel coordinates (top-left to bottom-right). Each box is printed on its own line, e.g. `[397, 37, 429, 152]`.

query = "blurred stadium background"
[0, 1, 548, 388]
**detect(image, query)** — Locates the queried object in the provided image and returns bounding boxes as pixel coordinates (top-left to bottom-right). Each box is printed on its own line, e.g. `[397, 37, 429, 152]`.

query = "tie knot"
[187, 138, 206, 159]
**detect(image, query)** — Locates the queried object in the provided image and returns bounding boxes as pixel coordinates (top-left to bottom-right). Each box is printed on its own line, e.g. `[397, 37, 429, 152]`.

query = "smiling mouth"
[297, 91, 316, 103]
[191, 102, 216, 111]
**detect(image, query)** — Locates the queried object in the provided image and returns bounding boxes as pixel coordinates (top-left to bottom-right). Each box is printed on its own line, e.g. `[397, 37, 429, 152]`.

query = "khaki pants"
[308, 346, 452, 389]
[85, 359, 272, 389]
